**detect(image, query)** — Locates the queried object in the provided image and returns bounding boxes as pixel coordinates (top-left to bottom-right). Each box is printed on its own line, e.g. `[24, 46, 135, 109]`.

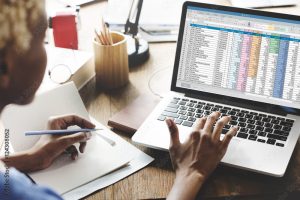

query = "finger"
[221, 126, 238, 150]
[51, 115, 96, 129]
[79, 141, 87, 153]
[212, 116, 231, 141]
[66, 145, 79, 160]
[193, 117, 207, 132]
[203, 112, 221, 133]
[166, 118, 180, 148]
[59, 132, 92, 148]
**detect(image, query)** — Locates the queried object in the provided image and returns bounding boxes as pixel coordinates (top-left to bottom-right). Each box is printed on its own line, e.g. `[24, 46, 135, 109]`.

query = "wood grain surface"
[76, 1, 300, 199]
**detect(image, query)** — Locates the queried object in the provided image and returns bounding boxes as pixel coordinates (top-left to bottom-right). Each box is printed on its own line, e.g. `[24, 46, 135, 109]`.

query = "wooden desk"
[76, 1, 300, 199]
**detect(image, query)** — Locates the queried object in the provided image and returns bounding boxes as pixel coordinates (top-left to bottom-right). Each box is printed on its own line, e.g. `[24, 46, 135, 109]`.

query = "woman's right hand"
[166, 112, 238, 200]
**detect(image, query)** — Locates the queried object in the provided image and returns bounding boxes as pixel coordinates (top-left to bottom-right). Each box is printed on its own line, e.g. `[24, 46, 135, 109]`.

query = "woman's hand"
[29, 115, 95, 171]
[1, 115, 95, 172]
[167, 112, 238, 200]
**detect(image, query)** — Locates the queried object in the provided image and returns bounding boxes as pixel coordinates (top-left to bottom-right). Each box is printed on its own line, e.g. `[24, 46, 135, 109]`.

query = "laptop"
[132, 1, 300, 177]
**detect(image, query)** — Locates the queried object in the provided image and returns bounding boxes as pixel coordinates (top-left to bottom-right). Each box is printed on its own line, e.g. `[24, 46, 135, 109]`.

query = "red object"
[52, 14, 78, 49]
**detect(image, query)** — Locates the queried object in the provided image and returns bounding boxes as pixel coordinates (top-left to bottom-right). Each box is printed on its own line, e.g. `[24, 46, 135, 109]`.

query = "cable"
[147, 66, 170, 99]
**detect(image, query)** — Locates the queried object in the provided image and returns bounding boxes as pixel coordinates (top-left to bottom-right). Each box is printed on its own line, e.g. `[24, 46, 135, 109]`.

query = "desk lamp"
[124, 0, 149, 66]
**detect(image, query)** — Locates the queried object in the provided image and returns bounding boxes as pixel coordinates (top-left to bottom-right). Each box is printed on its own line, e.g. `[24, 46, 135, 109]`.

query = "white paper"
[0, 83, 136, 194]
[62, 117, 154, 199]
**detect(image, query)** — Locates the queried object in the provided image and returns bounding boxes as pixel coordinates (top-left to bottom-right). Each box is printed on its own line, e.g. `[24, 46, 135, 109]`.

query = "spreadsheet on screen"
[177, 6, 300, 108]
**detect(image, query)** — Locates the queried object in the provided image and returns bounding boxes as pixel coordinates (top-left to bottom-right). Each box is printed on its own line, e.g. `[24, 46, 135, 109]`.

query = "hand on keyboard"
[166, 112, 238, 200]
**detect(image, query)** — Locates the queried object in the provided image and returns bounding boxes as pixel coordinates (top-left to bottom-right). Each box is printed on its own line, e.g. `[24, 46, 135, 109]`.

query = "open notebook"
[1, 82, 133, 194]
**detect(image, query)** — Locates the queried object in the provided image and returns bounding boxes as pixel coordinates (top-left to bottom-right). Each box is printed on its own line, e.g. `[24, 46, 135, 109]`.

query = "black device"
[124, 0, 149, 66]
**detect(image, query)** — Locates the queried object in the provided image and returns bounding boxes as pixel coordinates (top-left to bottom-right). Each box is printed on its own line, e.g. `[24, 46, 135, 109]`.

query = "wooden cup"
[93, 31, 129, 89]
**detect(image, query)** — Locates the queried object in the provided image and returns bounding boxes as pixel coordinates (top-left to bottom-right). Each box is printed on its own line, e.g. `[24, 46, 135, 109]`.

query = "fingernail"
[86, 132, 92, 140]
[166, 118, 172, 127]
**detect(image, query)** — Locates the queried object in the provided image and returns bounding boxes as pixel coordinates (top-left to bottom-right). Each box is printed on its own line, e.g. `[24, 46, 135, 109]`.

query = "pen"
[24, 128, 116, 146]
[24, 128, 102, 136]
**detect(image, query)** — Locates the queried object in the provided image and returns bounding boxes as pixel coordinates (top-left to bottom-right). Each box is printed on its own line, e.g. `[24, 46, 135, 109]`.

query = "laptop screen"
[175, 4, 300, 110]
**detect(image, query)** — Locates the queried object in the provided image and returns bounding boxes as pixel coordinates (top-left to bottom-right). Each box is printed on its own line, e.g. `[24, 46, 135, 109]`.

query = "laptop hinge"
[185, 93, 287, 116]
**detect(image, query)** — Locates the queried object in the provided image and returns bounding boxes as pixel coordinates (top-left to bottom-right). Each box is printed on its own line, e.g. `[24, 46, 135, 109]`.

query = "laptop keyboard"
[157, 97, 295, 147]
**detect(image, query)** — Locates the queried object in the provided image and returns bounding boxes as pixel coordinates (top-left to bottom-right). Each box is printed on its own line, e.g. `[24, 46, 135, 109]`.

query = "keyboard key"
[255, 121, 264, 126]
[262, 117, 271, 123]
[264, 128, 273, 133]
[164, 107, 178, 113]
[248, 135, 257, 141]
[188, 108, 196, 112]
[246, 124, 255, 129]
[195, 104, 203, 109]
[215, 105, 223, 108]
[182, 121, 193, 127]
[228, 111, 236, 115]
[190, 100, 197, 103]
[173, 97, 180, 100]
[239, 118, 247, 122]
[196, 109, 203, 113]
[224, 124, 231, 129]
[174, 119, 183, 125]
[180, 106, 187, 110]
[195, 114, 202, 118]
[271, 119, 280, 124]
[182, 99, 189, 101]
[231, 116, 238, 120]
[267, 139, 276, 145]
[162, 111, 179, 118]
[230, 121, 238, 125]
[220, 109, 227, 114]
[188, 117, 196, 122]
[245, 114, 253, 119]
[247, 119, 255, 124]
[280, 121, 293, 127]
[258, 131, 266, 137]
[249, 130, 258, 135]
[168, 103, 179, 108]
[232, 108, 240, 112]
[178, 101, 186, 105]
[273, 124, 282, 130]
[237, 113, 245, 117]
[254, 116, 262, 120]
[237, 132, 248, 139]
[211, 107, 219, 111]
[273, 129, 289, 136]
[264, 122, 272, 128]
[187, 112, 194, 117]
[267, 133, 287, 141]
[178, 110, 187, 115]
[240, 127, 248, 133]
[223, 106, 231, 110]
[286, 119, 294, 123]
[276, 143, 284, 147]
[170, 100, 179, 104]
[257, 139, 266, 143]
[203, 106, 211, 110]
[238, 122, 246, 127]
[179, 115, 188, 120]
[187, 102, 195, 107]
[255, 126, 264, 131]
[221, 128, 229, 134]
[282, 126, 291, 132]
[157, 115, 166, 121]
[241, 110, 249, 113]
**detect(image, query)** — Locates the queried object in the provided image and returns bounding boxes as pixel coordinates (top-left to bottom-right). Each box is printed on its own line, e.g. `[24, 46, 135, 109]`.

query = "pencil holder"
[93, 31, 129, 89]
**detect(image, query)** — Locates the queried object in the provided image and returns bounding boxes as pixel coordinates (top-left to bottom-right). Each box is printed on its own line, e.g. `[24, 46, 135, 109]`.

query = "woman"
[0, 0, 237, 199]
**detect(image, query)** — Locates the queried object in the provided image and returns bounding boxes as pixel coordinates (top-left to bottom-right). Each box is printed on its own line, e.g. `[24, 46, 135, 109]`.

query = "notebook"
[1, 82, 133, 194]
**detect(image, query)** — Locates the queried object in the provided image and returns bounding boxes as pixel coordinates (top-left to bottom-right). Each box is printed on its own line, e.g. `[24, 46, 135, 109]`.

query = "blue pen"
[24, 128, 116, 146]
[24, 128, 102, 136]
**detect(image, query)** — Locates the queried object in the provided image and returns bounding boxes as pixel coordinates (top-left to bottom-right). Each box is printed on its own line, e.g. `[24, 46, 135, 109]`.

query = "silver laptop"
[132, 1, 300, 177]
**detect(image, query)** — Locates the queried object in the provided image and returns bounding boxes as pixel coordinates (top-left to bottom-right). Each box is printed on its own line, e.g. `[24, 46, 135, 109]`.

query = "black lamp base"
[126, 36, 149, 67]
